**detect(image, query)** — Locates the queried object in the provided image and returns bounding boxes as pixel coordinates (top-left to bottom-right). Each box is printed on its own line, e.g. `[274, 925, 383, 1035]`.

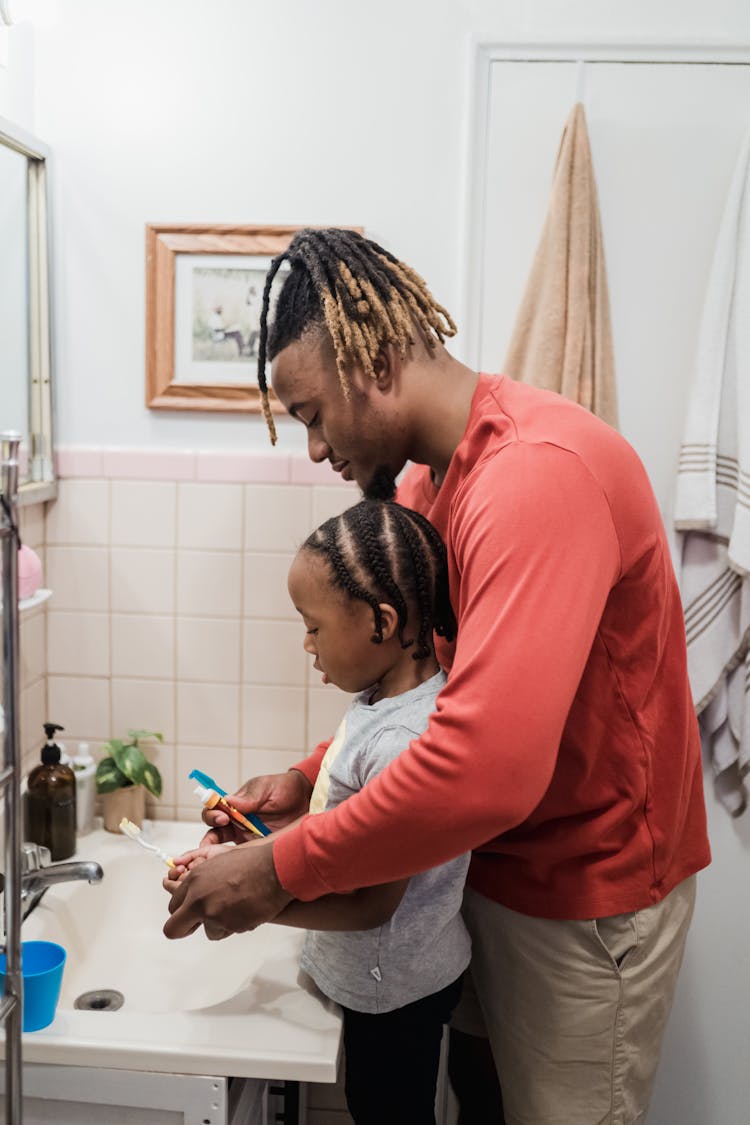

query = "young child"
[171, 499, 470, 1124]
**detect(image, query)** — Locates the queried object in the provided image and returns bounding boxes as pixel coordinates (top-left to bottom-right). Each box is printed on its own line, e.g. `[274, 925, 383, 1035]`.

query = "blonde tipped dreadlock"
[256, 229, 457, 444]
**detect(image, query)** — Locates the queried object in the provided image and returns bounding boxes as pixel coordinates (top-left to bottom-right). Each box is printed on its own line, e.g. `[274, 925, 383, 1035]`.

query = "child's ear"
[375, 603, 399, 643]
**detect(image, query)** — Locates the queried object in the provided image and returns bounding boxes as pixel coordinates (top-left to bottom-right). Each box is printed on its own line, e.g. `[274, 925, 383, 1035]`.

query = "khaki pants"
[451, 877, 696, 1125]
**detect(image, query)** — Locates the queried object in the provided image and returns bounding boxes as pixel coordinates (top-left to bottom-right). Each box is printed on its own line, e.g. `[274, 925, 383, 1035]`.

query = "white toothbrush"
[119, 818, 175, 867]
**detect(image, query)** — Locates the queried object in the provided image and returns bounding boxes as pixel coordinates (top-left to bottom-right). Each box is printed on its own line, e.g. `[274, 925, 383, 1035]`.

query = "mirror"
[0, 115, 56, 505]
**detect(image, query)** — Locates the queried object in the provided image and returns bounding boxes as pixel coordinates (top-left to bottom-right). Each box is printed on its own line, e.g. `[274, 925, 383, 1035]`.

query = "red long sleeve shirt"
[275, 375, 710, 919]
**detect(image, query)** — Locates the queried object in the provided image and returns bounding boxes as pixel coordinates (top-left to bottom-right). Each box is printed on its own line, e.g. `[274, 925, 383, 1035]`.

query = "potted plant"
[95, 729, 164, 832]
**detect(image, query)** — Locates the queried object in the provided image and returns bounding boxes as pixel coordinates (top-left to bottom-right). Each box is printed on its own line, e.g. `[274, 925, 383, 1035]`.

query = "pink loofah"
[18, 545, 43, 600]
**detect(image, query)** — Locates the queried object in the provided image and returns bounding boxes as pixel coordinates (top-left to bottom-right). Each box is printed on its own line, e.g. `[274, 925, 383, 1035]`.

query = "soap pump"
[26, 722, 77, 861]
[70, 742, 96, 836]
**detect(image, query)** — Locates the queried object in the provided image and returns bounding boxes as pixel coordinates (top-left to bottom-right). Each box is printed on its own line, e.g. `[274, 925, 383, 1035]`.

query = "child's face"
[288, 549, 392, 694]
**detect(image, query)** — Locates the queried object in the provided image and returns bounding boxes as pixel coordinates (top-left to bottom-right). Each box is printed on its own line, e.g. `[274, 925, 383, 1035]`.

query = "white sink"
[8, 820, 341, 1082]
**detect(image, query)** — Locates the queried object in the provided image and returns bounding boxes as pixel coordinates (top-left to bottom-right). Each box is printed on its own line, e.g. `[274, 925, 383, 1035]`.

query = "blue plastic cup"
[0, 940, 66, 1031]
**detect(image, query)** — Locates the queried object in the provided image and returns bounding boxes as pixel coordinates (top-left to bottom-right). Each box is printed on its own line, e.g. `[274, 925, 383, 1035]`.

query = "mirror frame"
[0, 115, 56, 506]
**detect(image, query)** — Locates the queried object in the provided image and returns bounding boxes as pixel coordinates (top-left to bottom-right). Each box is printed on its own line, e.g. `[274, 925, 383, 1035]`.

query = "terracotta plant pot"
[101, 784, 146, 833]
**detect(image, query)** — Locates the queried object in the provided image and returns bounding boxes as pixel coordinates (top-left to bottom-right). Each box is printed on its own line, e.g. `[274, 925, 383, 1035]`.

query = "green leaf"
[111, 742, 148, 785]
[97, 730, 163, 797]
[95, 757, 127, 794]
[141, 761, 163, 799]
[100, 738, 124, 757]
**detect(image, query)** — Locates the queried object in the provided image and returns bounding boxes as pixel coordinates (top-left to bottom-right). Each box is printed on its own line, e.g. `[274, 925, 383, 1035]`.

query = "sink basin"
[8, 820, 341, 1081]
[31, 847, 267, 1015]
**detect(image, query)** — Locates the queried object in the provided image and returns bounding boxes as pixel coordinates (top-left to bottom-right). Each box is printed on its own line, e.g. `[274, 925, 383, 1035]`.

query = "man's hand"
[163, 839, 293, 941]
[200, 769, 313, 846]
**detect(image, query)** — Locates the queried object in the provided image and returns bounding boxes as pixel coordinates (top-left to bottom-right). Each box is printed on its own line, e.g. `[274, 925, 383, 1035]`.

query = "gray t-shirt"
[300, 671, 471, 1014]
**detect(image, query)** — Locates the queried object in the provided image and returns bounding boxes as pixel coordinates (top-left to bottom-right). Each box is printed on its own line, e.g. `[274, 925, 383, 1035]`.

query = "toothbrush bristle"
[118, 818, 173, 866]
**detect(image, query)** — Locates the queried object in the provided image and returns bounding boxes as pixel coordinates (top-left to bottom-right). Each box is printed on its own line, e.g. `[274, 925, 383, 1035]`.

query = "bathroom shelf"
[18, 588, 52, 613]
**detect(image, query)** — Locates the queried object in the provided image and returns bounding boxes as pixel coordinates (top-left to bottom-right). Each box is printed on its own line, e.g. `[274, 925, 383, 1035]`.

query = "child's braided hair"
[302, 499, 456, 660]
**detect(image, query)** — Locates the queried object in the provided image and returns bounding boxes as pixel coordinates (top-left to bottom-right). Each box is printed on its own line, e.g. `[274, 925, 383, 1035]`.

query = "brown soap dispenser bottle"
[26, 722, 77, 861]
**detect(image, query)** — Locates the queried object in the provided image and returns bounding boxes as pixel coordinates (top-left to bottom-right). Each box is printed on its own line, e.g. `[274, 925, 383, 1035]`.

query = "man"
[165, 228, 710, 1125]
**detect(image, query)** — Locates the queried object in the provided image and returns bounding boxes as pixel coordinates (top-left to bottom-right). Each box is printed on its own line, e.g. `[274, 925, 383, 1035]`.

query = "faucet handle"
[20, 842, 51, 873]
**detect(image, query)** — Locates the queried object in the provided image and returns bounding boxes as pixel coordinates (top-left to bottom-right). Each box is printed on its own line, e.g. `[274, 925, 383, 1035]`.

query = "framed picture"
[145, 223, 302, 413]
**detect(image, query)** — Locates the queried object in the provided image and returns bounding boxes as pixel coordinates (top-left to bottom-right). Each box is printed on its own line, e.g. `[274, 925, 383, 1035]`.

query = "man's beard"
[362, 465, 396, 501]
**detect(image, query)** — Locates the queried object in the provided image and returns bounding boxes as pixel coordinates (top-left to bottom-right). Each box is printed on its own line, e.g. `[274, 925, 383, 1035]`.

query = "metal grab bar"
[1, 431, 24, 1124]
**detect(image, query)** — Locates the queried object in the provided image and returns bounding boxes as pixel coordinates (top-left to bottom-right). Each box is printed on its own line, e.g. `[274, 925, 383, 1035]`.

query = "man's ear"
[371, 345, 400, 392]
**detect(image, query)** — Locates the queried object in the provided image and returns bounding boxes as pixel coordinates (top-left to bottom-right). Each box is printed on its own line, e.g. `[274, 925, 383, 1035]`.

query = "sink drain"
[74, 989, 124, 1011]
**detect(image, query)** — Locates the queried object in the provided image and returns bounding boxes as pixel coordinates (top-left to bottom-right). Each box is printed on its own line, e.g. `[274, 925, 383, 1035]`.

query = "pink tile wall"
[19, 505, 48, 776]
[37, 449, 356, 822]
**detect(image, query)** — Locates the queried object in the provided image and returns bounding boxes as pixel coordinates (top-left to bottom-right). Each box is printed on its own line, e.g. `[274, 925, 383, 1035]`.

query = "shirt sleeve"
[274, 442, 622, 900]
[354, 725, 425, 789]
[289, 739, 330, 787]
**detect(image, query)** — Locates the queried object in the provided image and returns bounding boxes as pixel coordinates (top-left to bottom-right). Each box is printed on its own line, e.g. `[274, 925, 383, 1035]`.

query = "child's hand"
[163, 843, 233, 886]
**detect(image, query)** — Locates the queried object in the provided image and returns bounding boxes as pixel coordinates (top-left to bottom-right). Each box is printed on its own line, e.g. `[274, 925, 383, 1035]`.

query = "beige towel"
[504, 103, 618, 429]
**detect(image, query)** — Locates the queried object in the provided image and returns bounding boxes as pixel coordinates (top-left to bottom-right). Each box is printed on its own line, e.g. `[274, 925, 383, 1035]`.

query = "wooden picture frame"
[145, 223, 302, 413]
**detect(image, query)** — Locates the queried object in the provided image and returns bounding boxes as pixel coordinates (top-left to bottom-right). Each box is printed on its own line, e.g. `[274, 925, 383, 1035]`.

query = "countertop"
[8, 819, 342, 1082]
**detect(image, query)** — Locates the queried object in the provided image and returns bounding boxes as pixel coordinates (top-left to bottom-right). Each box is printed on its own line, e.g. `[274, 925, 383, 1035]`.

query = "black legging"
[448, 1028, 505, 1124]
[342, 976, 463, 1124]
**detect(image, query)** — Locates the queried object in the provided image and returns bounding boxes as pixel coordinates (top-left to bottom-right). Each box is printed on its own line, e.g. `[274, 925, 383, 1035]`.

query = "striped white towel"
[674, 126, 750, 574]
[681, 535, 746, 710]
[676, 127, 750, 816]
[697, 655, 750, 818]
[680, 532, 750, 817]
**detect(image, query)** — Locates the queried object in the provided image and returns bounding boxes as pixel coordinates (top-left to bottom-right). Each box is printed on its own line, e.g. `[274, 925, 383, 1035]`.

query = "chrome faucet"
[2, 843, 104, 921]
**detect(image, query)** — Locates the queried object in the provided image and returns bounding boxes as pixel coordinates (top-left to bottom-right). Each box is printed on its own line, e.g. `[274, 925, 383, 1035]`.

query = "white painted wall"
[1, 2, 749, 1121]
[0, 18, 33, 130]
